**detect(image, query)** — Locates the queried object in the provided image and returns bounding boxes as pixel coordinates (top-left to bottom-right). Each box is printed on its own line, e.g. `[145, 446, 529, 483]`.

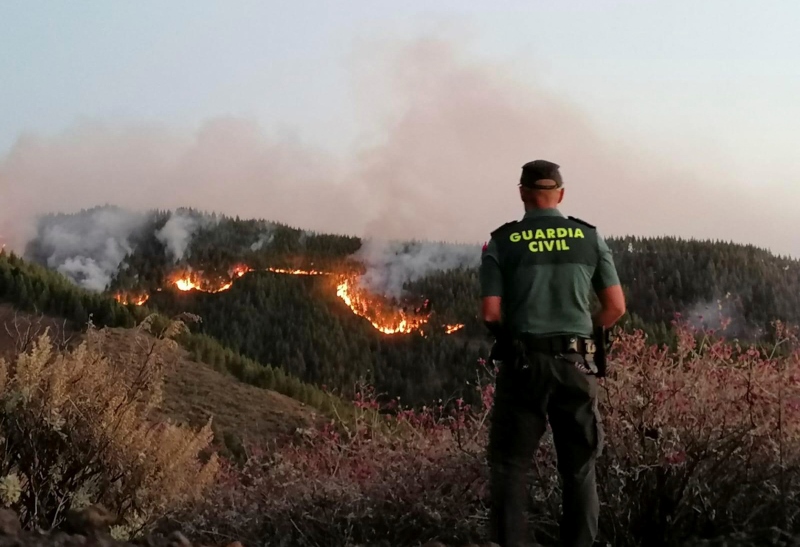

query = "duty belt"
[516, 333, 596, 356]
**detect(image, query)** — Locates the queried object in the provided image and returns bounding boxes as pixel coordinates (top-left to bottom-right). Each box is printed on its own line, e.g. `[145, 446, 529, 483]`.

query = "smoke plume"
[156, 209, 218, 262]
[250, 231, 275, 252]
[355, 239, 481, 298]
[1, 35, 798, 271]
[24, 206, 148, 291]
[685, 294, 751, 339]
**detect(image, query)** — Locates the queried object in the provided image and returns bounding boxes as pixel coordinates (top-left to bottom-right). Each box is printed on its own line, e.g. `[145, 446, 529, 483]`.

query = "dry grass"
[0, 316, 220, 535]
[0, 304, 318, 459]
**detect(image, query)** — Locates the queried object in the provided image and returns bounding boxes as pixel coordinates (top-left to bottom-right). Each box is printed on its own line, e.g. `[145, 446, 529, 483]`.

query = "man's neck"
[524, 204, 559, 213]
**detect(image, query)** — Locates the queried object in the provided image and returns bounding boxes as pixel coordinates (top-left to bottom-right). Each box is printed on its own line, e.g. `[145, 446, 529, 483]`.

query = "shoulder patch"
[490, 220, 518, 238]
[568, 216, 596, 229]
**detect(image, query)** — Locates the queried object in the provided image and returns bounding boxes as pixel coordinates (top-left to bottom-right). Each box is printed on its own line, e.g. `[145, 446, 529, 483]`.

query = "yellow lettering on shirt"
[509, 224, 587, 253]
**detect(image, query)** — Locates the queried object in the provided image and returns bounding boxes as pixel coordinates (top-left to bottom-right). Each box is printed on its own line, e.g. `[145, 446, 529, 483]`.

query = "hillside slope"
[0, 304, 316, 456]
[0, 303, 74, 357]
[98, 326, 318, 454]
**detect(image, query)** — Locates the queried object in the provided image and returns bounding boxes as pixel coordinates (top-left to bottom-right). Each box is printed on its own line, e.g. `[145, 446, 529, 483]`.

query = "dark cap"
[520, 160, 563, 189]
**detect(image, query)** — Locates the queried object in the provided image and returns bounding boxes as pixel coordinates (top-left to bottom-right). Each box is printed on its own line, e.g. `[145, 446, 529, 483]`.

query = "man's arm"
[479, 238, 504, 326]
[593, 285, 626, 328]
[592, 233, 626, 328]
[482, 296, 502, 324]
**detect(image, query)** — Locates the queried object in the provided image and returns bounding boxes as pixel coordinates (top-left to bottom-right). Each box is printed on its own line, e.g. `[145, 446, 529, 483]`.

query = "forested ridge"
[14, 205, 800, 406]
[0, 249, 344, 415]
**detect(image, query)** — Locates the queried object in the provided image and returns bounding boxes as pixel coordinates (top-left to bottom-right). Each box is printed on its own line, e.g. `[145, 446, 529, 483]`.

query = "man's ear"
[558, 188, 565, 204]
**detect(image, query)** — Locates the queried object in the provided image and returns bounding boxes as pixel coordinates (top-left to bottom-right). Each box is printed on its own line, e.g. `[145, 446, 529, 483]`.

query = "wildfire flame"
[266, 267, 331, 276]
[173, 264, 251, 293]
[232, 264, 253, 277]
[335, 278, 429, 335]
[174, 274, 233, 293]
[114, 292, 150, 306]
[115, 262, 464, 335]
[445, 324, 465, 334]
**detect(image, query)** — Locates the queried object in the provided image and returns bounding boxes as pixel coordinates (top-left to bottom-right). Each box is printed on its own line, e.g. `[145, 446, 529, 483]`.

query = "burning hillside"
[170, 264, 253, 293]
[335, 278, 430, 334]
[114, 264, 464, 336]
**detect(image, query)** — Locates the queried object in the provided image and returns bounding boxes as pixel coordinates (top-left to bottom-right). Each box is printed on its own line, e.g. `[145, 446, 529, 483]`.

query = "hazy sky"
[1, 1, 799, 257]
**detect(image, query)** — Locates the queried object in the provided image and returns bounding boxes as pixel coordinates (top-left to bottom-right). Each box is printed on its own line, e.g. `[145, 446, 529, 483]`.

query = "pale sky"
[1, 1, 799, 257]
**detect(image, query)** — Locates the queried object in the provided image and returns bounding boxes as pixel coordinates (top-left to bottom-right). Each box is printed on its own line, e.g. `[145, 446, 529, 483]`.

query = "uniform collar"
[522, 208, 564, 220]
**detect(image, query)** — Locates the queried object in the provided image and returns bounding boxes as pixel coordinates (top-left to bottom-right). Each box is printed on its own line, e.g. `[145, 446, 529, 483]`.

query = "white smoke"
[56, 257, 116, 292]
[297, 229, 315, 247]
[250, 231, 275, 251]
[685, 293, 750, 338]
[354, 238, 481, 298]
[25, 203, 482, 296]
[28, 206, 148, 292]
[155, 209, 217, 262]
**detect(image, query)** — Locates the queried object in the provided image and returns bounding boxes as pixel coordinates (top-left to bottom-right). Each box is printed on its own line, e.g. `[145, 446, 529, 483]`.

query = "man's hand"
[593, 284, 626, 329]
[482, 296, 517, 364]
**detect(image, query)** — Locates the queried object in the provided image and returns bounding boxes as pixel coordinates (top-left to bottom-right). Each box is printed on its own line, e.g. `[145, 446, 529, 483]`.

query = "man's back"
[480, 208, 620, 339]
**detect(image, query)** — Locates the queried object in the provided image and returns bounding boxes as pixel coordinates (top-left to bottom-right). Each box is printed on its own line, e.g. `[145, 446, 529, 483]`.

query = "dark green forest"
[145, 273, 481, 405]
[0, 249, 344, 415]
[12, 206, 800, 406]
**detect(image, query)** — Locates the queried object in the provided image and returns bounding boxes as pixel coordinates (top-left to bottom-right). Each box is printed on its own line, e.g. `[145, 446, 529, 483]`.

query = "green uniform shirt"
[480, 208, 620, 338]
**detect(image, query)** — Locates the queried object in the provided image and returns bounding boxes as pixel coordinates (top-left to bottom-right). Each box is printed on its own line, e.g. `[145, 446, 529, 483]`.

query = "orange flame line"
[266, 267, 331, 276]
[125, 263, 463, 335]
[335, 278, 429, 335]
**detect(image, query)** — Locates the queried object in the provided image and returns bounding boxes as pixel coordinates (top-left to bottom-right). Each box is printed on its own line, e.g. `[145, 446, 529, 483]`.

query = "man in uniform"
[479, 160, 626, 547]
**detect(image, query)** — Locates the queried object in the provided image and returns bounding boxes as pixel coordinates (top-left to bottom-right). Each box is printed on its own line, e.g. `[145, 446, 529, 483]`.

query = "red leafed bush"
[177, 380, 496, 546]
[597, 319, 800, 546]
[177, 319, 800, 547]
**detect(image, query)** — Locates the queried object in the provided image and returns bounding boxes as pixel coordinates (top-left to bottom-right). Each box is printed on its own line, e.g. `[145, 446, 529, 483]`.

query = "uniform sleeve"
[479, 238, 504, 297]
[592, 232, 621, 292]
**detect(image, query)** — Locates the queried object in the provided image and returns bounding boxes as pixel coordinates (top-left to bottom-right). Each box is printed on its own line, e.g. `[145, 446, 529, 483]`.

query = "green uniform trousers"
[487, 350, 604, 547]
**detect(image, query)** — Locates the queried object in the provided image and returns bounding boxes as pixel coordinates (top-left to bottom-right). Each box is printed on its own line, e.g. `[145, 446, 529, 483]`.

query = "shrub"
[0, 315, 219, 535]
[176, 380, 496, 547]
[597, 319, 800, 546]
[177, 319, 800, 547]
